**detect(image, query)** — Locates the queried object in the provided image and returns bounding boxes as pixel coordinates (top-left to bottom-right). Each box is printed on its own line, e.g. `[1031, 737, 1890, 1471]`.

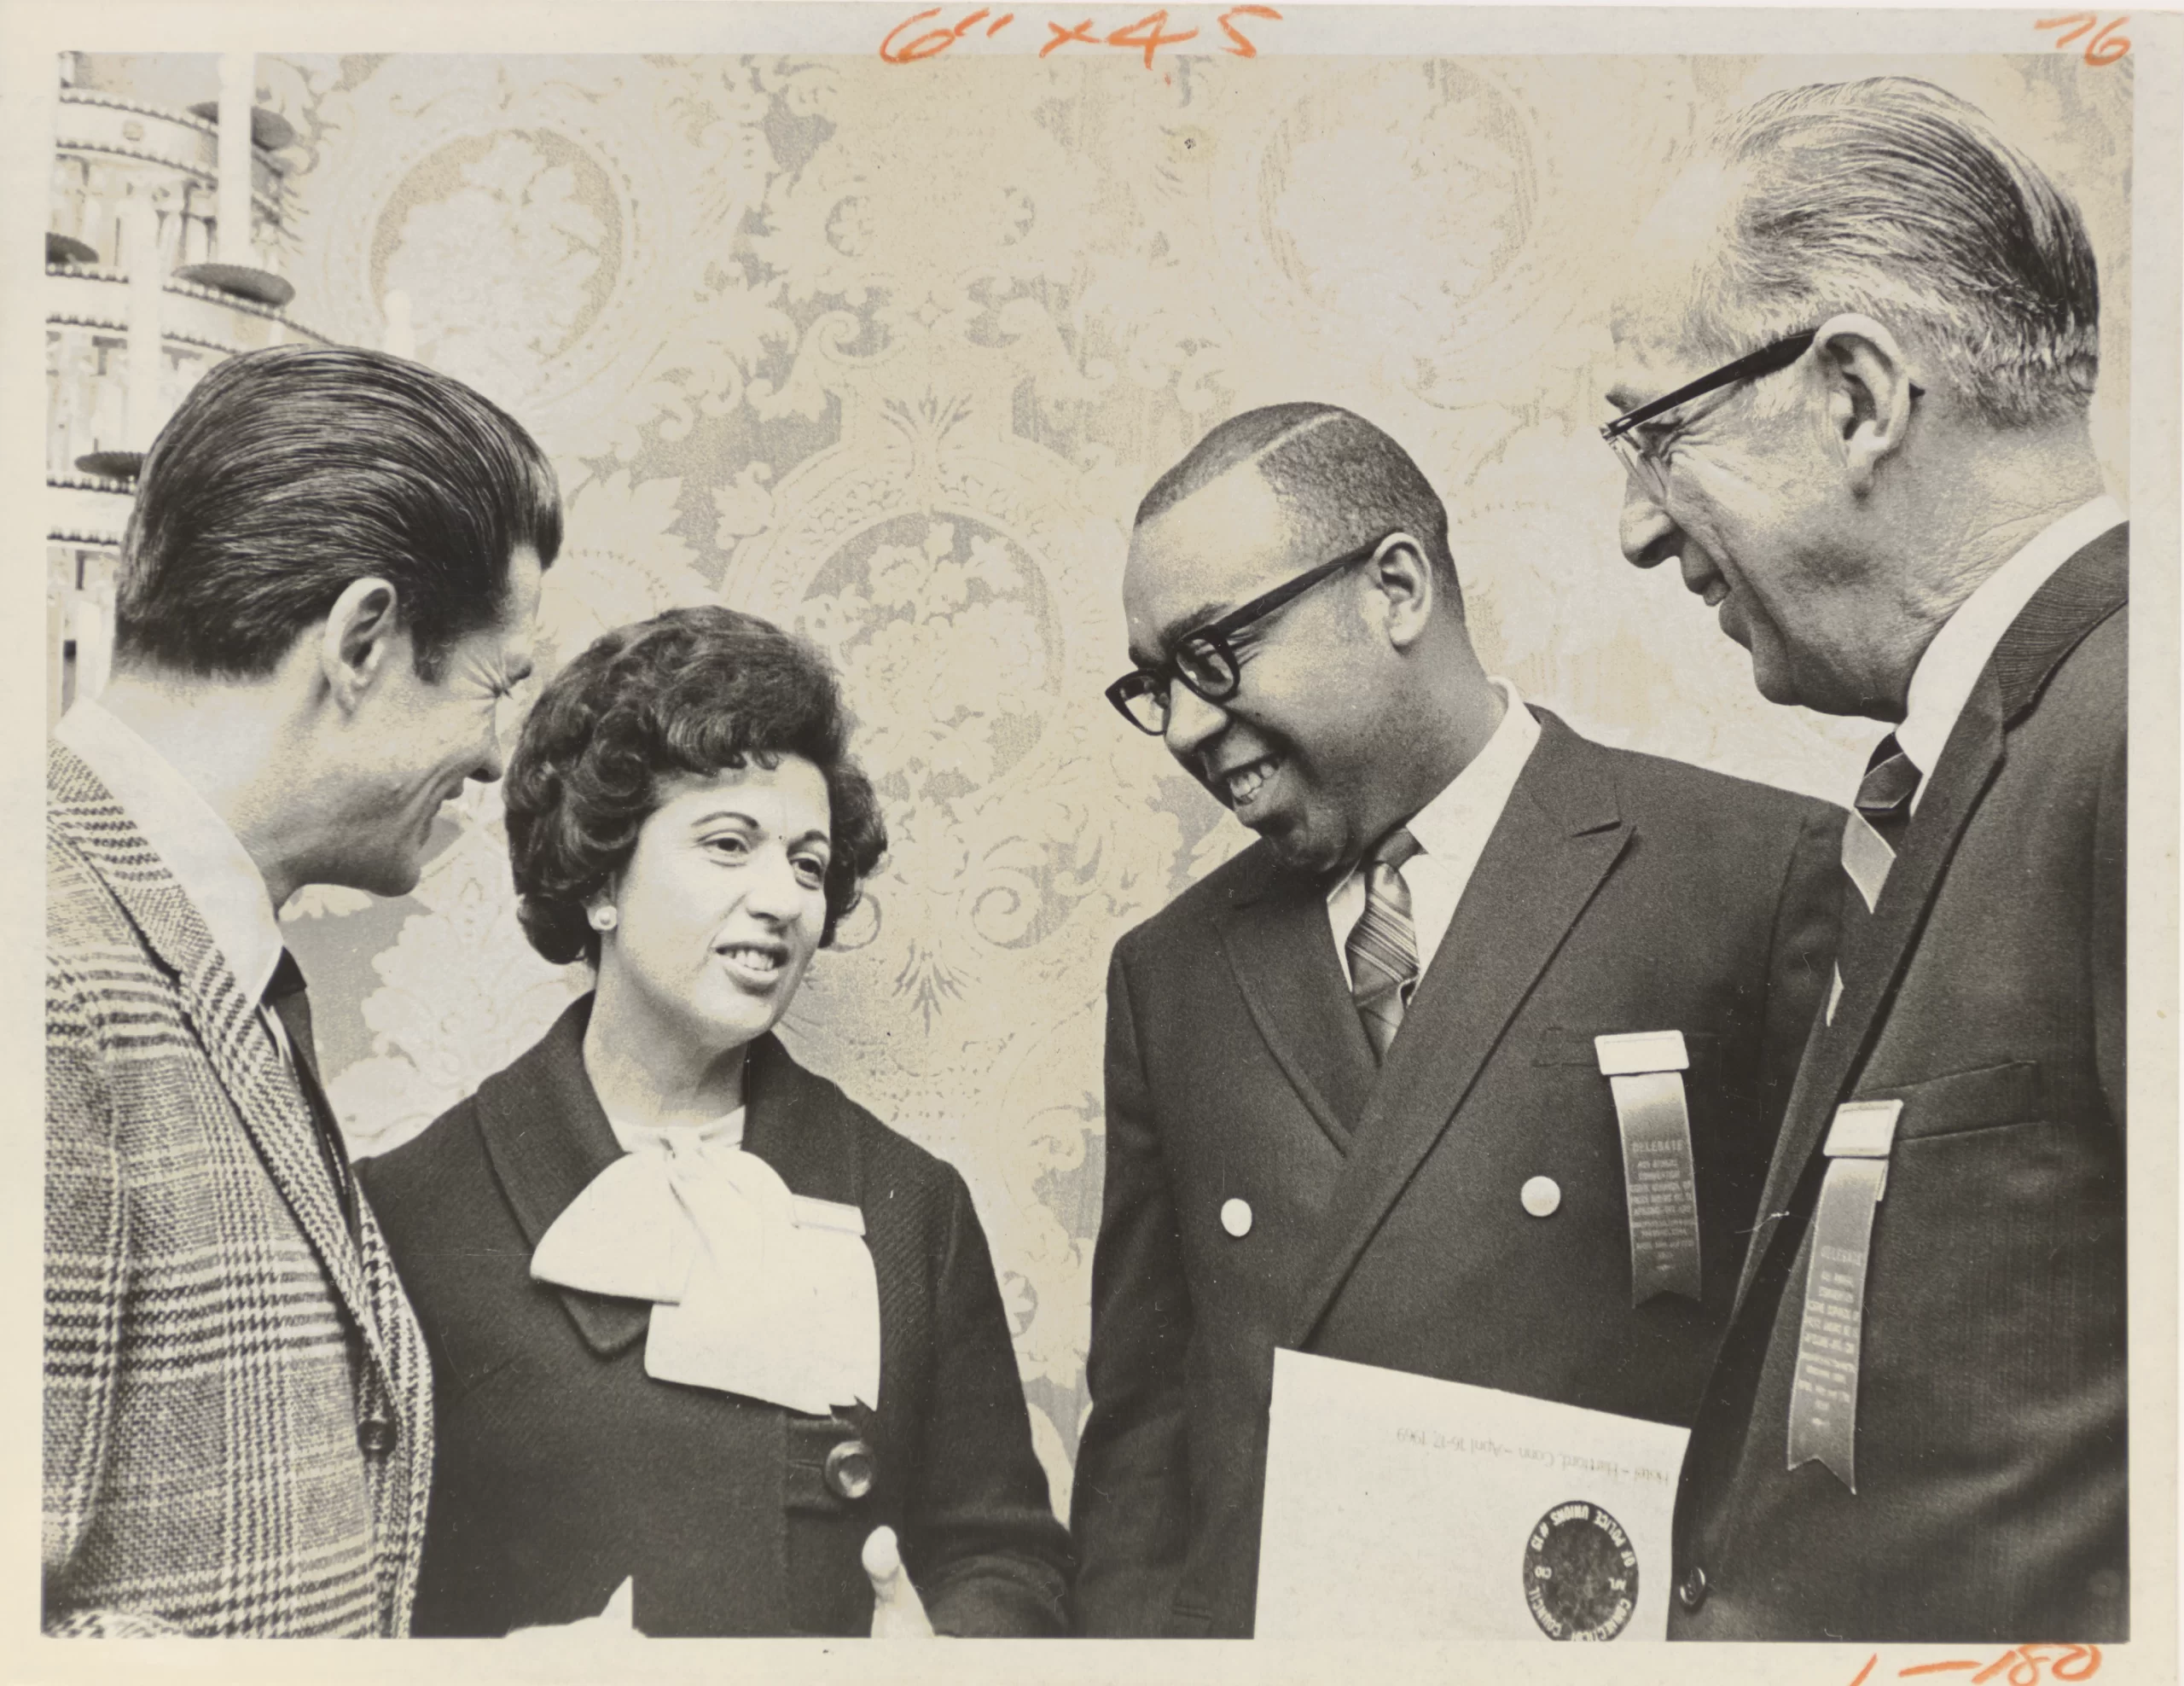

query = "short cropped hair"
[115, 346, 562, 680]
[504, 607, 888, 967]
[1136, 404, 1463, 617]
[1687, 77, 2099, 427]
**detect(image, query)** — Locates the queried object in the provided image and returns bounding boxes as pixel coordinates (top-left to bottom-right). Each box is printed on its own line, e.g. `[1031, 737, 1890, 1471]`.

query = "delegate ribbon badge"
[1595, 1031, 1702, 1306]
[1786, 1098, 1904, 1491]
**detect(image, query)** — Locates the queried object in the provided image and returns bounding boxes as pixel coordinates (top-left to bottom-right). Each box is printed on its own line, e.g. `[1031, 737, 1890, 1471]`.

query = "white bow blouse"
[530, 1108, 881, 1416]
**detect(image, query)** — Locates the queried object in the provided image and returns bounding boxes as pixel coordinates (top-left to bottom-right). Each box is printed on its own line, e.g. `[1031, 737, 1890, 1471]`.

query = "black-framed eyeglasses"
[1600, 328, 1817, 496]
[1105, 532, 1400, 735]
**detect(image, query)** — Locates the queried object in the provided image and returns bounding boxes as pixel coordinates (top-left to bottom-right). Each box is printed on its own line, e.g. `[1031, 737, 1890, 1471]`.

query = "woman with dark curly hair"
[357, 607, 1072, 1639]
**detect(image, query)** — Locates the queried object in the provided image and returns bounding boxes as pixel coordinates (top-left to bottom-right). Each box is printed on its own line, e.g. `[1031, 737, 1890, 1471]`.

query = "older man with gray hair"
[1607, 78, 2126, 1642]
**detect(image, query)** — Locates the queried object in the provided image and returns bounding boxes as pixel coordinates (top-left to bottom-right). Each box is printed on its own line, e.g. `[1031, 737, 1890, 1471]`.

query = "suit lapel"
[473, 994, 653, 1355]
[1214, 851, 1380, 1149]
[1286, 713, 1629, 1346]
[1988, 523, 2127, 715]
[741, 1037, 860, 1205]
[473, 1003, 863, 1356]
[1732, 530, 2129, 1311]
[1734, 686, 2005, 1310]
[48, 743, 394, 1384]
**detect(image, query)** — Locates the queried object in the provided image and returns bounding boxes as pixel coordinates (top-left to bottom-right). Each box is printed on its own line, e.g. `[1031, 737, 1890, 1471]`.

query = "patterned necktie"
[1829, 734, 1926, 1024]
[265, 949, 359, 1242]
[1346, 827, 1423, 1063]
[1855, 734, 1922, 853]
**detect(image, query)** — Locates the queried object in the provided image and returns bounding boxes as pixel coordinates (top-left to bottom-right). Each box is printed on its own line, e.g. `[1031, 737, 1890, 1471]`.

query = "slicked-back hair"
[1687, 77, 2099, 427]
[115, 346, 563, 681]
[1136, 403, 1463, 618]
[504, 606, 888, 968]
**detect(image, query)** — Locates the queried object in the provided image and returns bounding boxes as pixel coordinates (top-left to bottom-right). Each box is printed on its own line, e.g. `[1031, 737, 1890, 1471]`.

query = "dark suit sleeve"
[2093, 728, 2125, 1130]
[1758, 803, 1845, 1127]
[1069, 943, 1194, 1635]
[903, 1166, 1072, 1637]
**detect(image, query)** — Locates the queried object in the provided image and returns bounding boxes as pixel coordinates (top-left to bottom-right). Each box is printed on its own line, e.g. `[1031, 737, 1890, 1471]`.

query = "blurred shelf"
[172, 261, 294, 308]
[73, 451, 142, 480]
[186, 100, 296, 152]
[44, 269, 333, 348]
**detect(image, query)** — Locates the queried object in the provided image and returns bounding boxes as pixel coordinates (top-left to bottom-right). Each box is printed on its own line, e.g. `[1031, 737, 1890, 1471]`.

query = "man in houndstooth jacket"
[44, 347, 560, 1636]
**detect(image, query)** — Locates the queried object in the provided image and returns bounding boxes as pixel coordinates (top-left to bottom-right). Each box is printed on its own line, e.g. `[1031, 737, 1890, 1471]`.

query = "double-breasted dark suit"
[1670, 530, 2129, 1642]
[357, 996, 1072, 1637]
[1072, 708, 1843, 1636]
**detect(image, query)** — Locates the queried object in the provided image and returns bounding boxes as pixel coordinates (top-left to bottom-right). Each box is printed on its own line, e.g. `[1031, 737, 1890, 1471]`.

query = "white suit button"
[1520, 1176, 1561, 1218]
[1221, 1198, 1253, 1237]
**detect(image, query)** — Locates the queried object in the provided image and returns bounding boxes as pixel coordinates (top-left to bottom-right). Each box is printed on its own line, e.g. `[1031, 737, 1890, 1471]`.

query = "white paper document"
[1258, 1350, 1691, 1642]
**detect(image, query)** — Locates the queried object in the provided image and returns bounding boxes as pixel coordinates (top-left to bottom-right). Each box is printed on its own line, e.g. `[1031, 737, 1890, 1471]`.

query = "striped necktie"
[1347, 827, 1423, 1062]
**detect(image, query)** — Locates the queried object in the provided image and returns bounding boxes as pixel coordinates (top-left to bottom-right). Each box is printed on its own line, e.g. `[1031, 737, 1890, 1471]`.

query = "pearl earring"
[588, 905, 619, 933]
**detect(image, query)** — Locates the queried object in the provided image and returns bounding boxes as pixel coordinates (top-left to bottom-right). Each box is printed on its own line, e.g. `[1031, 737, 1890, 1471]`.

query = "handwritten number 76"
[2035, 13, 2131, 66]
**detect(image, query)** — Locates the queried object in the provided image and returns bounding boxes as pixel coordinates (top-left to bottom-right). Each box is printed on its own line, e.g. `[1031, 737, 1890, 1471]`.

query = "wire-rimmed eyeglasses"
[1105, 532, 1402, 735]
[1601, 329, 1817, 497]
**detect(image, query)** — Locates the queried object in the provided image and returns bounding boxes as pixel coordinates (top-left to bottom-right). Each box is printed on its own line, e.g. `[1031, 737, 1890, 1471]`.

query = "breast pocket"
[1862, 1060, 2048, 1141]
[1528, 1028, 1724, 1072]
[1851, 1058, 2122, 1421]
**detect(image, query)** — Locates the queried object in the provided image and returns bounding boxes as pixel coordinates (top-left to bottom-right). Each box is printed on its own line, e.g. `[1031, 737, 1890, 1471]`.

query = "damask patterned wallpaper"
[173, 49, 2128, 1514]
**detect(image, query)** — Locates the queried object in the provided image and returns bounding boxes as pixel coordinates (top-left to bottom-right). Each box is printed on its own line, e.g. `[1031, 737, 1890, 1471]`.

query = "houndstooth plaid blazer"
[44, 741, 433, 1636]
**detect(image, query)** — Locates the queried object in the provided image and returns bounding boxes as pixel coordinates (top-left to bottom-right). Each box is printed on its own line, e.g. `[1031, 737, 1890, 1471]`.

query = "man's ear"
[317, 577, 403, 714]
[1367, 534, 1437, 650]
[1811, 312, 1919, 497]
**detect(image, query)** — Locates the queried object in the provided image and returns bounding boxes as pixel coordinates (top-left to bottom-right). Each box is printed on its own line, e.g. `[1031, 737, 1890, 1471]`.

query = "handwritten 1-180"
[1850, 1643, 2103, 1685]
[881, 5, 1283, 66]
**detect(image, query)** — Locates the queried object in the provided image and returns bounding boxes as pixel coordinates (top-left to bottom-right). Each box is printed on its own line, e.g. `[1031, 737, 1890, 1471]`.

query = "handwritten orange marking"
[1107, 9, 1197, 67]
[2037, 11, 2098, 42]
[880, 7, 945, 60]
[879, 4, 1003, 61]
[1040, 16, 1099, 54]
[2084, 17, 2130, 63]
[1968, 1646, 2105, 1686]
[1218, 3, 1281, 55]
[1853, 1644, 2102, 1686]
[880, 3, 1284, 63]
[1974, 1648, 2036, 1685]
[2034, 12, 2131, 63]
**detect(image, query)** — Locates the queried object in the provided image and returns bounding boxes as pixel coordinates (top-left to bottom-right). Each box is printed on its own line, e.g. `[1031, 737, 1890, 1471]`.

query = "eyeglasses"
[1601, 328, 1817, 498]
[1106, 532, 1401, 735]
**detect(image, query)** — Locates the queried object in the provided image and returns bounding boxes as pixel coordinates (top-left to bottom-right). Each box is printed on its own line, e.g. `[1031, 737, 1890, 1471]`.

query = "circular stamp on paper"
[1523, 1500, 1639, 1640]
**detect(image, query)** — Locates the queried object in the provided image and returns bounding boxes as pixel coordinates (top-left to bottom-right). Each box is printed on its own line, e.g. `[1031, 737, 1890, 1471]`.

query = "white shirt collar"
[1896, 495, 2126, 782]
[54, 695, 287, 1004]
[1324, 677, 1542, 985]
[1395, 676, 1542, 868]
[609, 1107, 747, 1156]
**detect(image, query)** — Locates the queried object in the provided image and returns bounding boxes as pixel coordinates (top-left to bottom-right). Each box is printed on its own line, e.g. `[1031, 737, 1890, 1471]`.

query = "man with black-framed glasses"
[1608, 78, 2129, 1645]
[1071, 401, 1844, 1637]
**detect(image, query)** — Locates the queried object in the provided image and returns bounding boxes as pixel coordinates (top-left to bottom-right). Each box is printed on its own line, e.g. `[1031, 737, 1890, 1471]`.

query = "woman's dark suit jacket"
[357, 995, 1072, 1637]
